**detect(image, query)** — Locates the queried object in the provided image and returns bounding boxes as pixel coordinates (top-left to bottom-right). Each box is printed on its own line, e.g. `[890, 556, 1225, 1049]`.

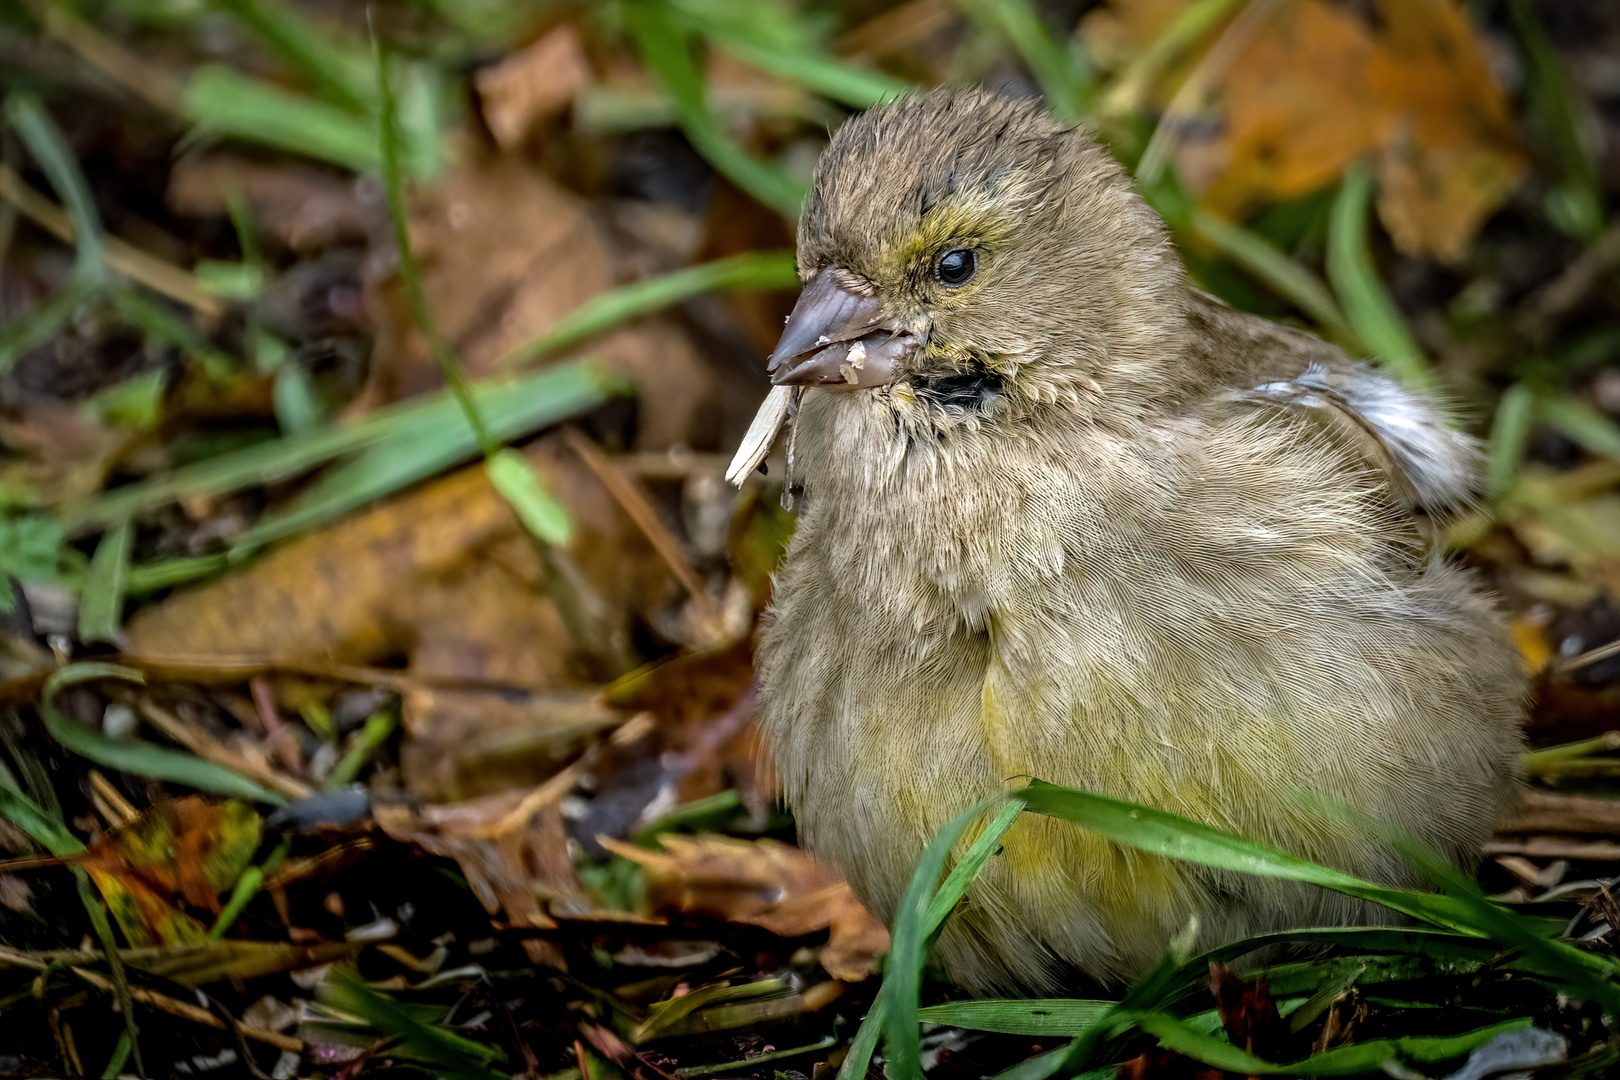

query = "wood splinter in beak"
[725, 384, 796, 486]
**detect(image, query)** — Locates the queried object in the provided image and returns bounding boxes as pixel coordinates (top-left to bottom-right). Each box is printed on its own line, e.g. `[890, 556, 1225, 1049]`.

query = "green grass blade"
[109, 287, 238, 373]
[1099, 0, 1246, 118]
[666, 0, 905, 108]
[1327, 164, 1427, 385]
[319, 967, 507, 1080]
[1537, 392, 1620, 462]
[78, 519, 132, 644]
[882, 797, 1024, 1080]
[125, 553, 233, 596]
[953, 0, 1093, 121]
[1130, 1011, 1531, 1076]
[229, 363, 619, 549]
[1018, 781, 1487, 935]
[495, 250, 800, 370]
[917, 999, 1113, 1037]
[1190, 208, 1355, 345]
[210, 0, 375, 112]
[182, 66, 380, 173]
[1486, 382, 1536, 500]
[1506, 0, 1603, 240]
[0, 784, 86, 857]
[42, 663, 286, 804]
[5, 94, 105, 284]
[626, 3, 807, 218]
[487, 449, 571, 545]
[373, 25, 493, 458]
[0, 279, 94, 375]
[62, 358, 619, 535]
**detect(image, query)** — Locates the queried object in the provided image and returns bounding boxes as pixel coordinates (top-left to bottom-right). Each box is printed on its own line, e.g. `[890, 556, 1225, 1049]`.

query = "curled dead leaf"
[601, 834, 888, 981]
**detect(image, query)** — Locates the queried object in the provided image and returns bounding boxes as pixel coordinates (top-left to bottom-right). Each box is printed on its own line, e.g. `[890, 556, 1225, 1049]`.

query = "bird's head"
[770, 88, 1193, 428]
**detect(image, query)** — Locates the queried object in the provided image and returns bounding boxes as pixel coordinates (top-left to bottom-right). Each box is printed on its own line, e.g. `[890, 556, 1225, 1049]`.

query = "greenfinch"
[732, 89, 1526, 992]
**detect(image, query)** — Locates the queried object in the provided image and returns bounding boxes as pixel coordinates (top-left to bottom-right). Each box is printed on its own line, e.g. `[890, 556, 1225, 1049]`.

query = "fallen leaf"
[603, 834, 889, 980]
[476, 24, 592, 149]
[0, 404, 130, 508]
[167, 153, 379, 253]
[1086, 0, 1525, 261]
[360, 144, 722, 449]
[375, 784, 579, 934]
[81, 796, 261, 947]
[125, 438, 669, 673]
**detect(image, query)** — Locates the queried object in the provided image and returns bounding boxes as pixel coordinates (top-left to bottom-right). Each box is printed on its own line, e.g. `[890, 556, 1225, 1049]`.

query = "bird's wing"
[1218, 363, 1479, 544]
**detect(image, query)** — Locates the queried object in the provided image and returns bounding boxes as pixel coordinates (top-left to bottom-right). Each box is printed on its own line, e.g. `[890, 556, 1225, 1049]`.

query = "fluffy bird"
[738, 88, 1526, 992]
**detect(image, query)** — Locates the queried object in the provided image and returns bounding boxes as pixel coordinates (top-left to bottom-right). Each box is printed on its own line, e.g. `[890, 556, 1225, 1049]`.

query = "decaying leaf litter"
[2, 0, 1620, 1076]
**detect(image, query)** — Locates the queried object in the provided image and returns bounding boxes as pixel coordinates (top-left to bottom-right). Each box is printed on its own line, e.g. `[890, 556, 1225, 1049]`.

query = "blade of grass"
[494, 250, 799, 370]
[1020, 781, 1486, 934]
[109, 287, 238, 374]
[1098, 0, 1247, 118]
[374, 27, 493, 459]
[181, 66, 380, 173]
[78, 519, 132, 644]
[1506, 0, 1603, 241]
[210, 0, 374, 112]
[664, 0, 906, 108]
[1189, 208, 1355, 346]
[1537, 392, 1620, 462]
[1391, 839, 1620, 1012]
[626, 2, 807, 218]
[855, 797, 1024, 1080]
[208, 835, 291, 939]
[42, 663, 286, 803]
[62, 358, 620, 535]
[487, 448, 571, 544]
[324, 707, 397, 790]
[125, 553, 232, 596]
[5, 93, 105, 284]
[952, 0, 1093, 121]
[1129, 1011, 1531, 1076]
[1327, 163, 1427, 385]
[320, 966, 507, 1080]
[0, 762, 146, 1073]
[0, 279, 94, 375]
[917, 999, 1113, 1037]
[1486, 382, 1536, 500]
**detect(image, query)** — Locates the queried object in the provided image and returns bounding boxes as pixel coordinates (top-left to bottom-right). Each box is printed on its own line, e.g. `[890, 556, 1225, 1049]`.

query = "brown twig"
[88, 769, 138, 827]
[250, 677, 305, 778]
[27, 0, 184, 113]
[0, 162, 223, 317]
[563, 427, 711, 606]
[137, 700, 313, 801]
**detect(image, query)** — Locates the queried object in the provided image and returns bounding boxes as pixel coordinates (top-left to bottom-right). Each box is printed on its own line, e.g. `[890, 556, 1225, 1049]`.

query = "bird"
[731, 87, 1527, 993]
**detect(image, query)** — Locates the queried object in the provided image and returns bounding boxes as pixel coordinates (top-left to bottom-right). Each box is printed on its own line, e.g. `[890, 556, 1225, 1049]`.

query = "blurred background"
[2, 0, 1620, 1077]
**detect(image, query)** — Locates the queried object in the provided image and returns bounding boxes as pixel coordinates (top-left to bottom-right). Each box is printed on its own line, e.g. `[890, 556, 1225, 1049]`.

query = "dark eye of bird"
[936, 248, 977, 287]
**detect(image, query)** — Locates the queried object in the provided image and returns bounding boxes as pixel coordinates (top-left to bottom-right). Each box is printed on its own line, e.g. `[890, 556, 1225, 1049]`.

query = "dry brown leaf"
[603, 834, 889, 980]
[80, 797, 261, 947]
[475, 24, 591, 150]
[124, 439, 666, 669]
[0, 404, 130, 508]
[360, 146, 720, 448]
[401, 687, 622, 802]
[375, 784, 578, 933]
[1088, 0, 1524, 261]
[167, 154, 378, 253]
[125, 439, 676, 802]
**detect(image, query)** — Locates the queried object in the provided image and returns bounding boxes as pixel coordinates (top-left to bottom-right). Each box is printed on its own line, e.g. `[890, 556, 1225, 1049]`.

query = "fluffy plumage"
[752, 89, 1526, 992]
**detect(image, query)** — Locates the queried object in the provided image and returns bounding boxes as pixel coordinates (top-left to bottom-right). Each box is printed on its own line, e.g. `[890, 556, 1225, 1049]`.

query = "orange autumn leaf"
[81, 797, 261, 947]
[1085, 0, 1526, 261]
[602, 834, 889, 981]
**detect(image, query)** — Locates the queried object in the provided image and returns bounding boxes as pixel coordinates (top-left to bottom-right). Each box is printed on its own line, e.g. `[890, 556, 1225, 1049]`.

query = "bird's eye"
[935, 248, 977, 287]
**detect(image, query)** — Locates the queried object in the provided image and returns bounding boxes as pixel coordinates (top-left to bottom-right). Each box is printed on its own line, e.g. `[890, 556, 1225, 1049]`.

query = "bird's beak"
[767, 271, 917, 389]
